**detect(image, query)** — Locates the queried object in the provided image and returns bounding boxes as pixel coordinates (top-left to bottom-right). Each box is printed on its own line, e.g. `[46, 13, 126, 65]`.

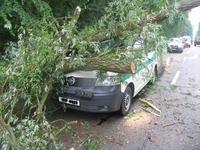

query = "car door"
[133, 51, 156, 95]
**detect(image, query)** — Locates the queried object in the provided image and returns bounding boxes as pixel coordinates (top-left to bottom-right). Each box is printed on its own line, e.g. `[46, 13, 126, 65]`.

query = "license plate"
[59, 97, 80, 106]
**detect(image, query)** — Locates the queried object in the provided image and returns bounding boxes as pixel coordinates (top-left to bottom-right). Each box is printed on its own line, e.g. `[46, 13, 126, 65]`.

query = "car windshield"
[170, 38, 180, 43]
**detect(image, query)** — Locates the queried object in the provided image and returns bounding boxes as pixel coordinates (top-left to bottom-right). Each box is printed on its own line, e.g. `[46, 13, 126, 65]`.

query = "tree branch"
[63, 0, 200, 74]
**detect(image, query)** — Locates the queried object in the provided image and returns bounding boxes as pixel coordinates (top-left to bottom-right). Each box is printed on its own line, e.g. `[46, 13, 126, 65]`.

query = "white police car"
[59, 50, 160, 116]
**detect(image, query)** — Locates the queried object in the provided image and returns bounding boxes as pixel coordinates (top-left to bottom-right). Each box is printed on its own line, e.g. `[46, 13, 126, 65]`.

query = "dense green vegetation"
[0, 0, 194, 149]
[162, 11, 193, 38]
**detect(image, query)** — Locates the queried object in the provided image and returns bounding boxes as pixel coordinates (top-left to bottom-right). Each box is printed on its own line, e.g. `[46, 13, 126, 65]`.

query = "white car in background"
[181, 36, 192, 48]
[168, 38, 184, 53]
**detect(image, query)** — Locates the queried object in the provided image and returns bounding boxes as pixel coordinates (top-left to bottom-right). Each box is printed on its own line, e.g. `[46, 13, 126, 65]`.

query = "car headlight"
[65, 76, 76, 86]
[95, 72, 121, 86]
[168, 45, 172, 48]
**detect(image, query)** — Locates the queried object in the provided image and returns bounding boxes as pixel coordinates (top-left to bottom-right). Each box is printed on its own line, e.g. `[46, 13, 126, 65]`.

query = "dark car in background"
[194, 37, 200, 46]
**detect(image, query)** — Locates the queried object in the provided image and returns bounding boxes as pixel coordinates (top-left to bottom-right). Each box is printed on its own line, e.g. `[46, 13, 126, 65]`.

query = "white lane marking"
[171, 71, 180, 85]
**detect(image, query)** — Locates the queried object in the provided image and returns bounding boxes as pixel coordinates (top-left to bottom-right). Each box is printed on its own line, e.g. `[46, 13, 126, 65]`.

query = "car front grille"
[66, 77, 97, 88]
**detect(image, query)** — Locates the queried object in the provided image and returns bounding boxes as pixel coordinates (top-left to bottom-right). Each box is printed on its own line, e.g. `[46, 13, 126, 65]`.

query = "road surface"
[51, 46, 200, 150]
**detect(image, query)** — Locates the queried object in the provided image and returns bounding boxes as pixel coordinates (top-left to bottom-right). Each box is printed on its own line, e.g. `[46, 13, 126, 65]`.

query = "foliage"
[2, 22, 57, 112]
[0, 117, 60, 150]
[0, 0, 53, 53]
[0, 0, 183, 149]
[83, 135, 101, 150]
[66, 0, 168, 60]
[0, 6, 80, 149]
[46, 0, 114, 28]
[161, 11, 193, 38]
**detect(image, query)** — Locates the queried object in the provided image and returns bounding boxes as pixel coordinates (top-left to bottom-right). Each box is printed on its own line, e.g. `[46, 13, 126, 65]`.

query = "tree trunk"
[63, 54, 136, 74]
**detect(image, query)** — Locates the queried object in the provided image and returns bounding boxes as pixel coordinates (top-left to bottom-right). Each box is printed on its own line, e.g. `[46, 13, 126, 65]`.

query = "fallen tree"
[77, 0, 200, 43]
[62, 0, 200, 74]
[1, 0, 200, 149]
[63, 52, 139, 74]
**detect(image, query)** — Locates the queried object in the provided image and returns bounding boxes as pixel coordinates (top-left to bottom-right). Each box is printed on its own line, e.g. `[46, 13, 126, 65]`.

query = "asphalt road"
[51, 46, 200, 150]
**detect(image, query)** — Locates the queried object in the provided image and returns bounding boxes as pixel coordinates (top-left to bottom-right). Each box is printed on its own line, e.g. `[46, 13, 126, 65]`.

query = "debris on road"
[147, 133, 156, 143]
[142, 108, 160, 117]
[139, 98, 161, 117]
[163, 121, 184, 128]
[187, 135, 194, 139]
[140, 133, 157, 150]
[175, 128, 182, 135]
[154, 122, 159, 125]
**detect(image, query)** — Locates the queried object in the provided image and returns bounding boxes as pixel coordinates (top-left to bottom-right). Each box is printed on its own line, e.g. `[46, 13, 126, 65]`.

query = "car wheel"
[150, 67, 158, 84]
[119, 86, 133, 116]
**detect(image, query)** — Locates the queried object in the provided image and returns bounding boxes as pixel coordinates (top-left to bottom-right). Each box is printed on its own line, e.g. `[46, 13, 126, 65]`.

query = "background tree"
[0, 0, 52, 54]
[162, 12, 193, 38]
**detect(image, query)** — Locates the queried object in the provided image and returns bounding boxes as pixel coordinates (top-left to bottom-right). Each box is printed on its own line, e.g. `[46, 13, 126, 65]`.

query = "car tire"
[150, 66, 158, 84]
[119, 86, 133, 116]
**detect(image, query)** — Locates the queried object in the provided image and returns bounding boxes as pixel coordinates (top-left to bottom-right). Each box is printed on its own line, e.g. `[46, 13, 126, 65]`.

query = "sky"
[189, 6, 200, 39]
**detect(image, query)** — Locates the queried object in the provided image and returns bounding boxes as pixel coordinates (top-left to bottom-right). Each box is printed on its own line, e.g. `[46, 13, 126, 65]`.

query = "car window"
[170, 38, 180, 43]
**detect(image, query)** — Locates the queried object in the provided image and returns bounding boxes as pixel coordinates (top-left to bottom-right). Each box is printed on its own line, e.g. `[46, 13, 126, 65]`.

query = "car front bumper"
[59, 85, 124, 113]
[168, 46, 183, 53]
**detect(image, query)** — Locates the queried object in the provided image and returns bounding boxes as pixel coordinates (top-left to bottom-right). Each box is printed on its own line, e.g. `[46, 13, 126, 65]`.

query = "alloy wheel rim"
[124, 94, 131, 111]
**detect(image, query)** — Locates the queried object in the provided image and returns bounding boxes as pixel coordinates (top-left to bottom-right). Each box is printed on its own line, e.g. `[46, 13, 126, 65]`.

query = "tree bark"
[63, 54, 136, 74]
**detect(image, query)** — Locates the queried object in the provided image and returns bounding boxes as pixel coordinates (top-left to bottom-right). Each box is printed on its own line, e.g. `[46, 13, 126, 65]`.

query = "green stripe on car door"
[120, 53, 157, 81]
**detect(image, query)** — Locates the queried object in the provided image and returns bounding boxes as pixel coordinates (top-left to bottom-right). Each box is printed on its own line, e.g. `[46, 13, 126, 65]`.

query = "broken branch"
[139, 98, 161, 114]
